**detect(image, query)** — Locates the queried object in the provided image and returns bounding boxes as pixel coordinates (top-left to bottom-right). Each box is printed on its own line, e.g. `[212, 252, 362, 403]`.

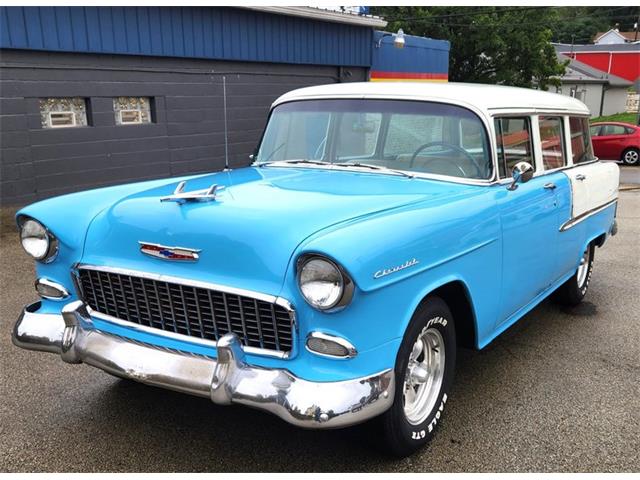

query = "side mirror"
[507, 161, 534, 191]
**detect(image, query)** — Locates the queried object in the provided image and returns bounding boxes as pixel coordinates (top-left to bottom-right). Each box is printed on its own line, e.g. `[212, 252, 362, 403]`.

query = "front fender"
[283, 187, 501, 353]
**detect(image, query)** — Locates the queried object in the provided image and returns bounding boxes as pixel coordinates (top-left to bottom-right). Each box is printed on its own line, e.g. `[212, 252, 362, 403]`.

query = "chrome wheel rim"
[403, 326, 445, 425]
[576, 247, 591, 288]
[624, 150, 639, 164]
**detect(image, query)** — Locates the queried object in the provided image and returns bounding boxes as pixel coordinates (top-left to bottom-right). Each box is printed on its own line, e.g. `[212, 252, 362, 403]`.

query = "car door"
[597, 124, 627, 160]
[565, 117, 619, 219]
[494, 116, 560, 325]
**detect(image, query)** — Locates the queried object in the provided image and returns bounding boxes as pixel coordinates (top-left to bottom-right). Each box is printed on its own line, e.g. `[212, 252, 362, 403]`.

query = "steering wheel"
[409, 141, 484, 177]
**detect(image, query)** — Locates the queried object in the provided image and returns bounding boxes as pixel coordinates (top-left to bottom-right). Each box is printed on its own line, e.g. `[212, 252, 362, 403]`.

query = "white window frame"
[118, 109, 144, 125]
[48, 111, 77, 128]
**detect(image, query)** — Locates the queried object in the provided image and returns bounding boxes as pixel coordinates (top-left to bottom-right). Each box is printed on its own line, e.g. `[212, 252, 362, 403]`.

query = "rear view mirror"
[507, 161, 534, 191]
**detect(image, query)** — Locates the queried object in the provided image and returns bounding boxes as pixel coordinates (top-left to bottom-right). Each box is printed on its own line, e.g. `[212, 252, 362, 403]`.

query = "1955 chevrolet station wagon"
[13, 82, 619, 456]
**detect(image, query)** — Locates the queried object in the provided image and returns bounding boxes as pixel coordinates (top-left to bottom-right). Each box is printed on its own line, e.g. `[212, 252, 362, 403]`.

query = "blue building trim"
[0, 6, 373, 67]
[371, 30, 449, 80]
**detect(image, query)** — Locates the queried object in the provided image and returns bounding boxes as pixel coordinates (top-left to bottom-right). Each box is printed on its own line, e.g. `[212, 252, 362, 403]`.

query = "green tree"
[552, 6, 640, 44]
[371, 6, 568, 89]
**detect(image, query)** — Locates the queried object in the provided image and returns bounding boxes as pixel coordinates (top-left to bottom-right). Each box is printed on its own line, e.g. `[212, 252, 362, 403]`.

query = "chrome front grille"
[76, 267, 294, 354]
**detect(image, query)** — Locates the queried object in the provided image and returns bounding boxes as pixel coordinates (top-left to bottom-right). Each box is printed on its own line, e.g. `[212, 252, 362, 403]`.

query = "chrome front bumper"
[12, 301, 394, 429]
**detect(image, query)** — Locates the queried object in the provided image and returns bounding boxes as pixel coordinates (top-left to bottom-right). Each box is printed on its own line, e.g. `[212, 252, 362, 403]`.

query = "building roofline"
[242, 6, 388, 28]
[555, 50, 633, 87]
[553, 42, 640, 52]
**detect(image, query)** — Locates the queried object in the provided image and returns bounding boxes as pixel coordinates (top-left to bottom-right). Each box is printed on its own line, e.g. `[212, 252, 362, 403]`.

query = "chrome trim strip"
[35, 278, 70, 300]
[75, 264, 296, 358]
[13, 301, 395, 429]
[255, 161, 496, 187]
[306, 331, 358, 359]
[76, 264, 291, 309]
[88, 308, 288, 359]
[559, 198, 618, 232]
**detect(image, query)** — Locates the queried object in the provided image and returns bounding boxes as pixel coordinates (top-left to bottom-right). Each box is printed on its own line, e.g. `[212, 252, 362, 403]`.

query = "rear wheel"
[554, 243, 595, 306]
[379, 296, 456, 457]
[621, 148, 639, 166]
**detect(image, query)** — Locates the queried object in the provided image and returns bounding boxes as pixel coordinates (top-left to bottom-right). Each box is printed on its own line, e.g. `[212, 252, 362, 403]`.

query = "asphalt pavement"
[619, 165, 640, 187]
[0, 190, 638, 473]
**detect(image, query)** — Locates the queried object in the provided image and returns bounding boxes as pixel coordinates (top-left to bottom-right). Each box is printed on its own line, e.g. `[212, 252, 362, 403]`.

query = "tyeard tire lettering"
[411, 392, 448, 440]
[379, 296, 457, 457]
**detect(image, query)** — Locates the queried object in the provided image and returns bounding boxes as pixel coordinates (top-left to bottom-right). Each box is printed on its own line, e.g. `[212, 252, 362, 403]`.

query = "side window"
[538, 116, 566, 170]
[494, 117, 533, 179]
[602, 124, 627, 136]
[569, 117, 594, 164]
[40, 97, 88, 129]
[590, 125, 601, 137]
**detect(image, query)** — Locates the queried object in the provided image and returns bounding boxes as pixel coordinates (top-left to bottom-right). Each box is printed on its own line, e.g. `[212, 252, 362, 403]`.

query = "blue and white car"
[13, 82, 619, 456]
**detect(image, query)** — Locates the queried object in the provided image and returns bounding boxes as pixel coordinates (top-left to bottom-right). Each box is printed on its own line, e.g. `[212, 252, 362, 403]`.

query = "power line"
[382, 14, 640, 30]
[381, 6, 637, 27]
[381, 6, 559, 21]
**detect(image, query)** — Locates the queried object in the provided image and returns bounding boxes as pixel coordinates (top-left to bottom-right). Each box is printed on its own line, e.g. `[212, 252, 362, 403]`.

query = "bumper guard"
[12, 300, 394, 429]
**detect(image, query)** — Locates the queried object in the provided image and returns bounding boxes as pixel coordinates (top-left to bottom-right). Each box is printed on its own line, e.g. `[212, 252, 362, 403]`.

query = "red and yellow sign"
[370, 71, 448, 82]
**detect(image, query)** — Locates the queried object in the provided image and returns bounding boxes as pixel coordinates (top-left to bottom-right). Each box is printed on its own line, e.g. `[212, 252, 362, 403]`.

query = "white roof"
[273, 82, 590, 115]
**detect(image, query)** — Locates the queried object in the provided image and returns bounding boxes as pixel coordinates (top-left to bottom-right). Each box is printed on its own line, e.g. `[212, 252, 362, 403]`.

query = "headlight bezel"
[17, 216, 59, 263]
[296, 254, 354, 312]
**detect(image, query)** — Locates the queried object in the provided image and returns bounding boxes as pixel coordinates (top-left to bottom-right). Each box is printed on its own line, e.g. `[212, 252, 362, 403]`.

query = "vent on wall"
[114, 97, 152, 125]
[40, 97, 88, 129]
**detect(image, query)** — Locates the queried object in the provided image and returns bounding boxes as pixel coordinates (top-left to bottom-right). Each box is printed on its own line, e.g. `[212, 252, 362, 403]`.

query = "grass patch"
[591, 112, 638, 124]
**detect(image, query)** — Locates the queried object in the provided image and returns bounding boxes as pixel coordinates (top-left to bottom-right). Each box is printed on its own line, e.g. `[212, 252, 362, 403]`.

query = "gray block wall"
[0, 49, 366, 206]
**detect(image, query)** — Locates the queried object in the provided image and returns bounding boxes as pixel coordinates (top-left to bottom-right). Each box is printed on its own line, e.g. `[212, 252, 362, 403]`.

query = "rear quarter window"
[569, 117, 594, 164]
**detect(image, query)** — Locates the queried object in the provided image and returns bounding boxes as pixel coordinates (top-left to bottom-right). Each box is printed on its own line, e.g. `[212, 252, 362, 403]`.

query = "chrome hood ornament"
[139, 242, 201, 261]
[160, 180, 224, 204]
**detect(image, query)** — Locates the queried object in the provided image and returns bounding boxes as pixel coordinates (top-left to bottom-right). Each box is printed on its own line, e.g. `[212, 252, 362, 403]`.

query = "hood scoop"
[160, 180, 225, 204]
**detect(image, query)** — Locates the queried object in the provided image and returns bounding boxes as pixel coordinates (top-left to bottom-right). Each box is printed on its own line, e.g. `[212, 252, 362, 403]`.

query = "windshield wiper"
[334, 162, 414, 178]
[257, 159, 331, 167]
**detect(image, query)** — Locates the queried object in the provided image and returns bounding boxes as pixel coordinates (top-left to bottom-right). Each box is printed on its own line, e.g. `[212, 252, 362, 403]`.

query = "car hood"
[82, 166, 467, 296]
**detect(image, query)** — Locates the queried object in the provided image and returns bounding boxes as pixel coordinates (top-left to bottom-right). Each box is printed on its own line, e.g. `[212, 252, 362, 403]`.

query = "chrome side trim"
[13, 301, 395, 429]
[306, 331, 358, 359]
[74, 264, 297, 359]
[35, 278, 70, 300]
[559, 198, 618, 232]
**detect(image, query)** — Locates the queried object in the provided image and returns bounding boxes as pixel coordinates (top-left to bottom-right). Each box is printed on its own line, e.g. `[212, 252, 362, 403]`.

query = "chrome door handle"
[575, 174, 586, 181]
[544, 182, 556, 190]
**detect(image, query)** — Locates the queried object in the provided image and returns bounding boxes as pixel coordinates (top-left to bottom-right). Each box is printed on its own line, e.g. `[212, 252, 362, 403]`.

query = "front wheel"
[621, 148, 639, 166]
[554, 244, 595, 306]
[379, 296, 456, 457]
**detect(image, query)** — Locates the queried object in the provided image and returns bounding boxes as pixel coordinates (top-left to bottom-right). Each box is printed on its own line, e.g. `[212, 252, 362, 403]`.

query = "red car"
[590, 121, 640, 166]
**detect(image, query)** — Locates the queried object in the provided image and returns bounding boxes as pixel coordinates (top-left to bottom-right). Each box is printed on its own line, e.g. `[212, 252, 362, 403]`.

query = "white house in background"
[552, 51, 632, 117]
[593, 29, 639, 45]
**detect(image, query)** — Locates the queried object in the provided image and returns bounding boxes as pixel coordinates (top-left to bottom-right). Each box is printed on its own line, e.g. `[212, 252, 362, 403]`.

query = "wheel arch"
[413, 279, 478, 350]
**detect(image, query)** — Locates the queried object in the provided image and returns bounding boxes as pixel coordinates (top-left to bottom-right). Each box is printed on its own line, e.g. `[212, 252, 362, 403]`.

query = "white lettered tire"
[379, 296, 456, 457]
[554, 243, 595, 306]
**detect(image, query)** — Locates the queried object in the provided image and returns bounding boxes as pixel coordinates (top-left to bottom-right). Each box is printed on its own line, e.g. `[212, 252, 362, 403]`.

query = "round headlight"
[297, 256, 353, 311]
[19, 218, 57, 262]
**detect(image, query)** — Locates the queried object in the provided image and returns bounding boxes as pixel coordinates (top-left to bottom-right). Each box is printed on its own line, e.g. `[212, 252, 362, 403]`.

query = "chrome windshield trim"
[253, 162, 495, 186]
[559, 198, 618, 232]
[74, 264, 296, 359]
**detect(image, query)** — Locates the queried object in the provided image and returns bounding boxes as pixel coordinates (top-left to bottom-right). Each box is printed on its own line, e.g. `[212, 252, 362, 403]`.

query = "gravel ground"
[0, 191, 638, 473]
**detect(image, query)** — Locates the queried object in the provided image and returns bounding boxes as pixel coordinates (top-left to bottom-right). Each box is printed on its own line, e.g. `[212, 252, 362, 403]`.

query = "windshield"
[256, 99, 493, 180]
